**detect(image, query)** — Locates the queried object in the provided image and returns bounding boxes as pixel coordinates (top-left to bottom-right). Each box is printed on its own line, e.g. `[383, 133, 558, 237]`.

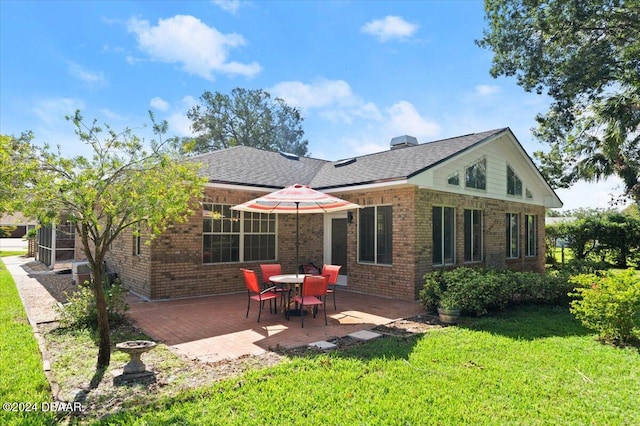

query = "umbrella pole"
[295, 202, 299, 277]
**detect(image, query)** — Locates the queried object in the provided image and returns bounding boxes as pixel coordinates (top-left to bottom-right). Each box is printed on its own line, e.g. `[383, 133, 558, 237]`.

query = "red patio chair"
[321, 264, 342, 310]
[241, 268, 279, 322]
[293, 275, 328, 328]
[260, 263, 289, 307]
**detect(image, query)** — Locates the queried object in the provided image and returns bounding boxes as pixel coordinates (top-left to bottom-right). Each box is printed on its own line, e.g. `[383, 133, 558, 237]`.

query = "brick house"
[101, 127, 562, 301]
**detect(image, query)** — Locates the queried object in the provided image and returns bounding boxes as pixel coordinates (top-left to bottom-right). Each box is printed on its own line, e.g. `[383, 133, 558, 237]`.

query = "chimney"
[390, 135, 418, 150]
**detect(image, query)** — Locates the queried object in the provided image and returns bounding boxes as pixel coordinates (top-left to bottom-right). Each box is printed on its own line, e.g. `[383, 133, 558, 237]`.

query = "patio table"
[269, 274, 310, 318]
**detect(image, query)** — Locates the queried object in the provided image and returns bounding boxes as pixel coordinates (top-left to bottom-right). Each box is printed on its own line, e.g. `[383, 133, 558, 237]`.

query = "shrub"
[421, 268, 575, 316]
[569, 269, 640, 344]
[512, 270, 574, 305]
[0, 226, 17, 238]
[56, 279, 129, 329]
[421, 268, 512, 316]
[553, 258, 611, 274]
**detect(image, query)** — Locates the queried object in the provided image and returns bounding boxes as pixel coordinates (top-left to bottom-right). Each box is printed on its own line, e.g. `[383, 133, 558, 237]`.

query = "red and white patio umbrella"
[232, 184, 360, 274]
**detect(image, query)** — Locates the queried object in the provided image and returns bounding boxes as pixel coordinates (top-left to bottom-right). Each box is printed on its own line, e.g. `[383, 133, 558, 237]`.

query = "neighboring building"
[90, 127, 562, 301]
[0, 213, 37, 238]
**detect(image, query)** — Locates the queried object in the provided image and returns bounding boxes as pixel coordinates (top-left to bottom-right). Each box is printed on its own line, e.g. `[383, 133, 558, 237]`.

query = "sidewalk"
[4, 255, 59, 326]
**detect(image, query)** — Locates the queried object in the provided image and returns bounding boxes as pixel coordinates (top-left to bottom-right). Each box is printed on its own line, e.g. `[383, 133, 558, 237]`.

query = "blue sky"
[0, 0, 626, 211]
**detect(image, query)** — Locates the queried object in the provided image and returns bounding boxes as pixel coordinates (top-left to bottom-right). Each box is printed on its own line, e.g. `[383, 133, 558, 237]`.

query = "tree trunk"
[92, 261, 111, 368]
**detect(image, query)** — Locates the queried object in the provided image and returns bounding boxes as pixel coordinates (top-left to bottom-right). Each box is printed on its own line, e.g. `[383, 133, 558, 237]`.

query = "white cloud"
[384, 101, 440, 139]
[67, 61, 106, 85]
[270, 79, 382, 123]
[29, 98, 92, 156]
[554, 177, 630, 212]
[475, 84, 501, 97]
[180, 95, 198, 109]
[99, 109, 126, 121]
[342, 136, 389, 156]
[33, 98, 85, 124]
[271, 79, 352, 109]
[127, 15, 261, 80]
[167, 112, 193, 137]
[150, 97, 170, 111]
[162, 96, 200, 137]
[361, 16, 418, 42]
[212, 0, 242, 14]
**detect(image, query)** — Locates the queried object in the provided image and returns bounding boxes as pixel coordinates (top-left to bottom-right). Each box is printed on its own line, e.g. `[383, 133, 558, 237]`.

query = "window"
[133, 232, 141, 256]
[507, 165, 523, 196]
[358, 205, 392, 265]
[447, 172, 459, 186]
[525, 215, 537, 257]
[433, 206, 455, 265]
[465, 158, 486, 190]
[133, 224, 142, 256]
[526, 188, 533, 199]
[202, 203, 276, 264]
[243, 211, 276, 262]
[464, 209, 482, 262]
[506, 213, 519, 258]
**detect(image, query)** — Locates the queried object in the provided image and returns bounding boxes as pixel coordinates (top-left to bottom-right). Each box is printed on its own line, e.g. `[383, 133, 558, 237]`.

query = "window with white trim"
[507, 165, 523, 196]
[465, 158, 486, 190]
[447, 172, 460, 186]
[525, 215, 537, 257]
[464, 209, 482, 262]
[202, 203, 276, 264]
[433, 206, 455, 265]
[358, 205, 392, 265]
[506, 213, 519, 258]
[526, 188, 533, 199]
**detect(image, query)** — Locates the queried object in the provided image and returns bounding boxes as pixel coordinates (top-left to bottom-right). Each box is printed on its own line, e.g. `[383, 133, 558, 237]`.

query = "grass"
[0, 254, 56, 425]
[3, 251, 639, 424]
[101, 305, 640, 425]
[551, 246, 574, 264]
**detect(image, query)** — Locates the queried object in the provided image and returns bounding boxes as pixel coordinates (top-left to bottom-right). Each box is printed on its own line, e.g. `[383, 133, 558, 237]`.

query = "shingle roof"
[311, 128, 506, 189]
[191, 146, 328, 188]
[191, 128, 507, 189]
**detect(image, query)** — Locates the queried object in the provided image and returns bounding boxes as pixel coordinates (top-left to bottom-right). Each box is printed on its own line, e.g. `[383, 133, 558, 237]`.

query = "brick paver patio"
[126, 290, 425, 363]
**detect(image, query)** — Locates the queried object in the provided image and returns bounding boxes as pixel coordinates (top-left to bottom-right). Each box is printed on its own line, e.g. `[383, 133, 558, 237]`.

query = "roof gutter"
[319, 178, 411, 194]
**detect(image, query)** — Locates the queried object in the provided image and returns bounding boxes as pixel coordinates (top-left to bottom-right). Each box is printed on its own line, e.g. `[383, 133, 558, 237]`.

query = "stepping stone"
[348, 330, 382, 342]
[308, 340, 337, 351]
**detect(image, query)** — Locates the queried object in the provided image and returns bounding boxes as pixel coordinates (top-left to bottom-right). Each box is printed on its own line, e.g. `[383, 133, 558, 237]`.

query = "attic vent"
[390, 135, 418, 150]
[334, 158, 356, 168]
[279, 151, 299, 160]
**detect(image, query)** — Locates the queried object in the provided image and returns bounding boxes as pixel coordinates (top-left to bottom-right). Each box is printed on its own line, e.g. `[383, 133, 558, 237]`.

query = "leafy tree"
[477, 0, 640, 206]
[549, 210, 640, 266]
[185, 87, 309, 156]
[0, 132, 38, 214]
[595, 212, 640, 267]
[17, 111, 205, 368]
[622, 203, 640, 218]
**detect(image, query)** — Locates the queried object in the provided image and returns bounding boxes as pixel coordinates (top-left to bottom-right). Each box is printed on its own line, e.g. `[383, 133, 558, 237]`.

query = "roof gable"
[310, 128, 505, 189]
[188, 128, 561, 207]
[409, 129, 562, 207]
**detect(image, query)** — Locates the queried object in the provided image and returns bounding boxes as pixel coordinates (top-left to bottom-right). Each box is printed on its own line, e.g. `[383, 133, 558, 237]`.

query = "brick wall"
[106, 185, 547, 301]
[340, 187, 418, 301]
[106, 187, 323, 300]
[105, 225, 152, 298]
[339, 187, 546, 302]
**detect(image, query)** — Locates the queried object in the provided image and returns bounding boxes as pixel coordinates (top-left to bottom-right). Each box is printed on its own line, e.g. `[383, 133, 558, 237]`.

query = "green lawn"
[3, 252, 639, 425]
[103, 306, 639, 425]
[0, 254, 56, 425]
